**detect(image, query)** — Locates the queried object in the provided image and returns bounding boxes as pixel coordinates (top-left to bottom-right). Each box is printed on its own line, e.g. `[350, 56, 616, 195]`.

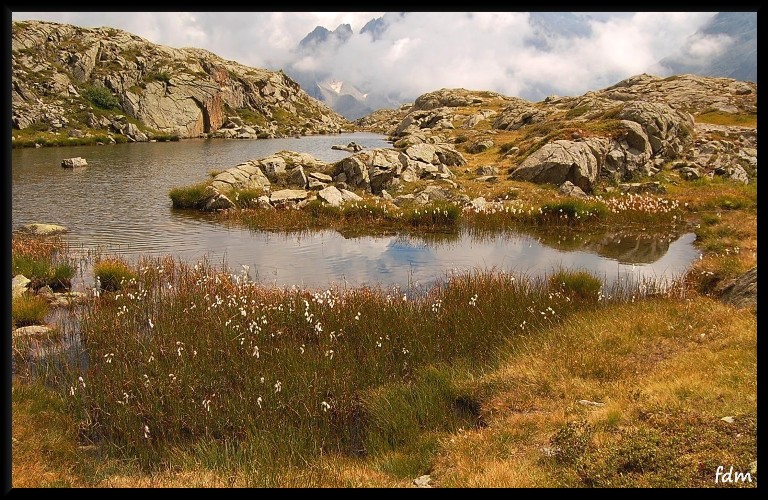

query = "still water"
[11, 133, 701, 291]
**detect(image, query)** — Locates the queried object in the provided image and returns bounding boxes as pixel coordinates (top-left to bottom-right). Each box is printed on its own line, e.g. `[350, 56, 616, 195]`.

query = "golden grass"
[428, 296, 756, 487]
[11, 381, 83, 488]
[694, 111, 757, 128]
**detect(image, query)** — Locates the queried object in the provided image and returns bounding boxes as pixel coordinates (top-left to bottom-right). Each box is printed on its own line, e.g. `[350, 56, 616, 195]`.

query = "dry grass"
[427, 296, 756, 487]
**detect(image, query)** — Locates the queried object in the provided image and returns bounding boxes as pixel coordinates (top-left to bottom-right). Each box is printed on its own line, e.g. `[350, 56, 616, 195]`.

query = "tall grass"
[94, 258, 136, 291]
[44, 255, 646, 474]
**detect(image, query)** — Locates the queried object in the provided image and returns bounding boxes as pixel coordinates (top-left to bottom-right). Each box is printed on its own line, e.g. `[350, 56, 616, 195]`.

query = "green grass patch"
[169, 182, 210, 209]
[549, 270, 603, 301]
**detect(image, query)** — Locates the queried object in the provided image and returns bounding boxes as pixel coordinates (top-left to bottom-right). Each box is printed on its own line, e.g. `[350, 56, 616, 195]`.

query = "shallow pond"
[12, 133, 701, 291]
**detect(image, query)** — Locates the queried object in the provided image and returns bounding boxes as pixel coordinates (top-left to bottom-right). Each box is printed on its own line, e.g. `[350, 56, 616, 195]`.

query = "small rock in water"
[413, 474, 432, 488]
[13, 325, 52, 339]
[20, 223, 68, 235]
[61, 157, 88, 168]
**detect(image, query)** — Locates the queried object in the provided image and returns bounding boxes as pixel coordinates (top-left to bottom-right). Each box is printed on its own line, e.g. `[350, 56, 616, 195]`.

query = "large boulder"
[210, 161, 271, 193]
[616, 101, 694, 159]
[509, 139, 607, 193]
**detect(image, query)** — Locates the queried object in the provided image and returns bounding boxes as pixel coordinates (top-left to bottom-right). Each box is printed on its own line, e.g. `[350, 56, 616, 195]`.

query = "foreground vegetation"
[12, 264, 756, 487]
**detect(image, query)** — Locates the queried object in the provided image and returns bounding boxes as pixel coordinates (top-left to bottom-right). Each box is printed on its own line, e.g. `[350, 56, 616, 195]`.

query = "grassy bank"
[12, 265, 755, 487]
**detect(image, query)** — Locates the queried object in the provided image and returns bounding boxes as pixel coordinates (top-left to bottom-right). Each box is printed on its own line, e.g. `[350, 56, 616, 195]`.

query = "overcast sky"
[12, 11, 731, 103]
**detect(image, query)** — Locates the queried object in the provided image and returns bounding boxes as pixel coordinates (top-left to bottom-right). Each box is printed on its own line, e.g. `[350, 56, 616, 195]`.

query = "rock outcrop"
[356, 73, 755, 192]
[717, 266, 757, 308]
[12, 20, 350, 142]
[332, 143, 465, 194]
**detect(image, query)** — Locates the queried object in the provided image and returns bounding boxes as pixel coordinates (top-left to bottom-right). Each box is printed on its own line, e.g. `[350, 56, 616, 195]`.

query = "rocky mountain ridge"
[11, 20, 350, 144]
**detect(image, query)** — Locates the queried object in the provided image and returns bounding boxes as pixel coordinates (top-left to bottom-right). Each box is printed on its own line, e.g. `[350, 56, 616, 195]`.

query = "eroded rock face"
[12, 20, 349, 140]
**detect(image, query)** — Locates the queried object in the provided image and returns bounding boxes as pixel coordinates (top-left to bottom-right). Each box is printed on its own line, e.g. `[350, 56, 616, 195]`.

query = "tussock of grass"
[11, 233, 75, 290]
[94, 258, 136, 291]
[12, 293, 50, 327]
[169, 181, 209, 209]
[42, 258, 619, 475]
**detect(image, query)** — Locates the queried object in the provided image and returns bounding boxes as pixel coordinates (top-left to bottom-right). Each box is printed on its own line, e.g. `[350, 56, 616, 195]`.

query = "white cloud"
[12, 11, 727, 103]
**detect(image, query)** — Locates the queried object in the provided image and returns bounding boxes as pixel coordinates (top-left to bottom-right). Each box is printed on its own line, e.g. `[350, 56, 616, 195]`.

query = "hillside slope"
[11, 20, 350, 143]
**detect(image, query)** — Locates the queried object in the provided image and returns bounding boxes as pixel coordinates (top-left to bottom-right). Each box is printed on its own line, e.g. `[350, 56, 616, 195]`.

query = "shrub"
[82, 86, 120, 110]
[12, 294, 50, 327]
[12, 256, 75, 291]
[94, 258, 136, 291]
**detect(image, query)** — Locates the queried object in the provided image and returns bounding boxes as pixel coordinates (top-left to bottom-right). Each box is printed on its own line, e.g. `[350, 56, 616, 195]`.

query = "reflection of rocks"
[588, 231, 674, 264]
[513, 226, 678, 265]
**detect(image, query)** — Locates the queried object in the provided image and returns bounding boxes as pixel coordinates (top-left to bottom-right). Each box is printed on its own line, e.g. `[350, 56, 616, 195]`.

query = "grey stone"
[476, 165, 498, 176]
[317, 186, 344, 207]
[413, 475, 432, 488]
[339, 189, 363, 202]
[308, 172, 333, 183]
[288, 166, 308, 188]
[12, 275, 31, 299]
[20, 223, 68, 235]
[559, 181, 589, 199]
[475, 175, 498, 183]
[270, 189, 308, 204]
[61, 157, 87, 168]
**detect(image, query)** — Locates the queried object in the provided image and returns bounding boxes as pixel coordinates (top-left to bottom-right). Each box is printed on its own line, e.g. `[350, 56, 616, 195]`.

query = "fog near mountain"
[657, 12, 757, 83]
[12, 11, 756, 118]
